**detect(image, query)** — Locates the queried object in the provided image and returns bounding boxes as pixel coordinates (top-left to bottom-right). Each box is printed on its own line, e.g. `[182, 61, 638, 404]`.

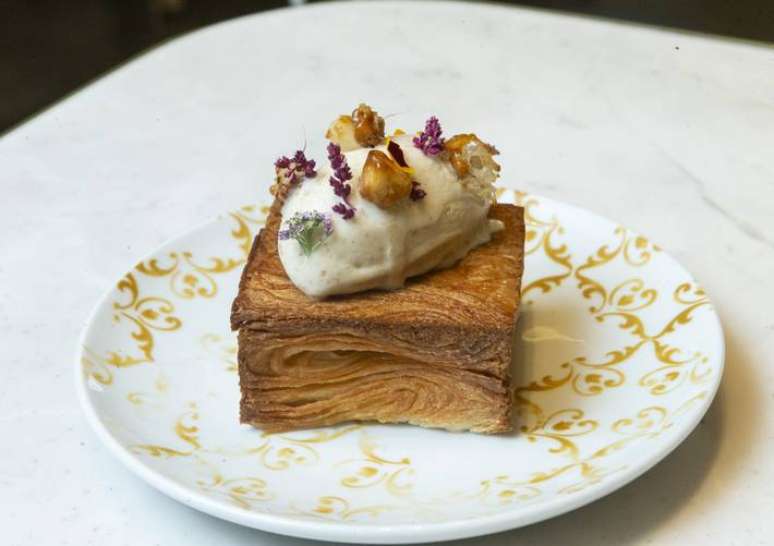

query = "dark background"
[2, 0, 773, 133]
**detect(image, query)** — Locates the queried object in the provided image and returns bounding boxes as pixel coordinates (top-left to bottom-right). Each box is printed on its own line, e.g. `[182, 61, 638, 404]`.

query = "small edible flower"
[274, 150, 317, 186]
[413, 116, 445, 156]
[278, 210, 333, 256]
[327, 142, 356, 219]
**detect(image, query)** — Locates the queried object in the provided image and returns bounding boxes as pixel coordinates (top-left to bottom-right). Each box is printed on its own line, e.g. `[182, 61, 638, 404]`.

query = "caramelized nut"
[444, 133, 499, 155]
[325, 115, 360, 152]
[449, 153, 470, 177]
[444, 133, 500, 177]
[325, 103, 386, 150]
[352, 103, 385, 147]
[444, 133, 476, 153]
[359, 150, 412, 208]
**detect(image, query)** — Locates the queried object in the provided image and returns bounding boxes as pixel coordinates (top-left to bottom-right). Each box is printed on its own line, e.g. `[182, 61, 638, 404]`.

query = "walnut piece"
[444, 133, 501, 203]
[359, 150, 412, 208]
[444, 133, 500, 178]
[325, 115, 360, 152]
[325, 104, 385, 150]
[352, 103, 385, 147]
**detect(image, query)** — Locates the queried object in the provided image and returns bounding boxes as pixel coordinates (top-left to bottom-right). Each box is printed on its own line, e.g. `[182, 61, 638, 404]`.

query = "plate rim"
[75, 194, 725, 544]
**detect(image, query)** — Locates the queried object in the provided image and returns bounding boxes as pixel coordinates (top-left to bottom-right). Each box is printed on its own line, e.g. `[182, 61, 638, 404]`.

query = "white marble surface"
[1, 1, 772, 544]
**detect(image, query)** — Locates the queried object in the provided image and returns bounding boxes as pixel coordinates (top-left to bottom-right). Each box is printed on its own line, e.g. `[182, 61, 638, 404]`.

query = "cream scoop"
[276, 123, 501, 298]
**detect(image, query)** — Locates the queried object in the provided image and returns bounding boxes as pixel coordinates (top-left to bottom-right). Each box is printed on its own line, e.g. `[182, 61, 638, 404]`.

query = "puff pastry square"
[231, 199, 525, 434]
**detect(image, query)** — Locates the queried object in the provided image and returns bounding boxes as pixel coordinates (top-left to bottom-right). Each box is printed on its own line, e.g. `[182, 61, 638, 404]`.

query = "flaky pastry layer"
[231, 195, 525, 434]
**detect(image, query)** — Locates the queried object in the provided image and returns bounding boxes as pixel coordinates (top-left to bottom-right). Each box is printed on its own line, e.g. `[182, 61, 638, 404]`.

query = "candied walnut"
[325, 115, 360, 152]
[444, 133, 500, 178]
[351, 103, 385, 147]
[444, 133, 499, 155]
[359, 150, 412, 208]
[325, 104, 385, 150]
[449, 153, 470, 177]
[444, 133, 501, 203]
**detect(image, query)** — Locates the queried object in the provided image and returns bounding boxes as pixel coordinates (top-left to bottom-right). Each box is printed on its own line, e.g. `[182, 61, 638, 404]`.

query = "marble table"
[1, 2, 772, 544]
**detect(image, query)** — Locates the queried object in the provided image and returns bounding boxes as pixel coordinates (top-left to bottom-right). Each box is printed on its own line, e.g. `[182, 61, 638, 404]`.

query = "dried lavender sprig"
[413, 116, 445, 156]
[332, 202, 355, 219]
[327, 142, 356, 219]
[327, 143, 352, 185]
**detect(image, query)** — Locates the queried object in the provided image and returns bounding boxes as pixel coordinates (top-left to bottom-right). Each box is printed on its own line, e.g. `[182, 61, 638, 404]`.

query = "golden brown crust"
[231, 200, 525, 433]
[238, 329, 512, 433]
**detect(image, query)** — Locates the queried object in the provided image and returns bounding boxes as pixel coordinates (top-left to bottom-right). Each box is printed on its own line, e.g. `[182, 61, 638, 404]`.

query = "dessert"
[231, 104, 524, 433]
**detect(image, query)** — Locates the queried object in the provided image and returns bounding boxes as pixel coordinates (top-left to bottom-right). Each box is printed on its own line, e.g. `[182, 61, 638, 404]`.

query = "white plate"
[76, 191, 723, 544]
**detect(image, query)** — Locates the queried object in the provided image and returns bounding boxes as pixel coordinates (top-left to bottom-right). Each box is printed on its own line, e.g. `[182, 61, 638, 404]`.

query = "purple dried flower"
[327, 142, 356, 219]
[275, 150, 317, 187]
[413, 116, 445, 156]
[332, 202, 355, 219]
[278, 210, 333, 256]
[293, 150, 317, 178]
[327, 143, 352, 188]
[410, 181, 426, 201]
